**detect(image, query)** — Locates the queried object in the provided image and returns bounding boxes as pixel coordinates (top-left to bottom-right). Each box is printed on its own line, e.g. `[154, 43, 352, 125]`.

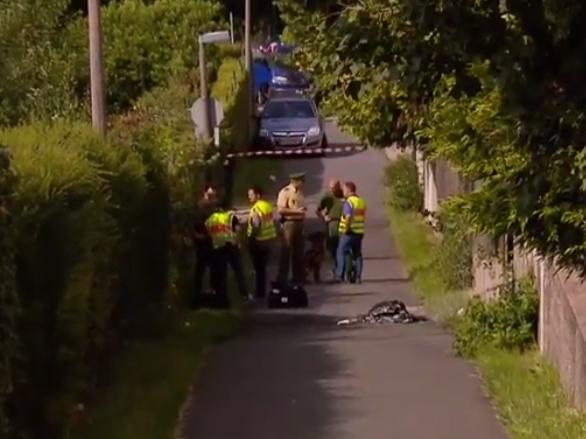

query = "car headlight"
[307, 126, 321, 137]
[272, 75, 288, 84]
[259, 128, 269, 138]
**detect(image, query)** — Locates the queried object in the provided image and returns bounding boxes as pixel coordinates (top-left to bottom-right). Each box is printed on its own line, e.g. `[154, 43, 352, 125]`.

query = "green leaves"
[280, 0, 586, 275]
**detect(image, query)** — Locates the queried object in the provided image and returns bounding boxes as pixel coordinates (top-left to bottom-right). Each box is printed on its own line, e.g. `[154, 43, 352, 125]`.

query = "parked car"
[269, 64, 310, 92]
[257, 92, 327, 150]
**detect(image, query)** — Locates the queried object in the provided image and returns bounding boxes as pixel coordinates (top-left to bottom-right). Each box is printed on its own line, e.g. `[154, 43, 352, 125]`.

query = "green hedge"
[384, 156, 422, 212]
[212, 53, 251, 153]
[0, 122, 147, 437]
[0, 145, 18, 437]
[0, 75, 206, 437]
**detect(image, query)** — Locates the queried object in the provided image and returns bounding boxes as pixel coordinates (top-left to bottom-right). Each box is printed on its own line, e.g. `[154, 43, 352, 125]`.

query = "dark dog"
[304, 231, 326, 283]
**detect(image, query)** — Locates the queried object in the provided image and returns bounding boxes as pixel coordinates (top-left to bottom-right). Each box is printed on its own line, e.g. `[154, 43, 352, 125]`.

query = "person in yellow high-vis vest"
[205, 204, 249, 305]
[247, 185, 277, 300]
[335, 182, 367, 283]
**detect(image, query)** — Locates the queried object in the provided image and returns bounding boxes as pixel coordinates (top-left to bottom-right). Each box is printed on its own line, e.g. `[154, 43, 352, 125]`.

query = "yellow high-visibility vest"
[339, 195, 366, 235]
[247, 200, 277, 241]
[205, 211, 236, 249]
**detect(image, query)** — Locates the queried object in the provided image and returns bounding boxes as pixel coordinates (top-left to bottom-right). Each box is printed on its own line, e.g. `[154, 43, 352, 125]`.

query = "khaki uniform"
[276, 183, 305, 284]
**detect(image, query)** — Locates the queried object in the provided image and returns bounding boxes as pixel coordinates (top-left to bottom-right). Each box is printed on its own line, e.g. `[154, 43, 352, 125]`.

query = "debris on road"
[337, 300, 425, 326]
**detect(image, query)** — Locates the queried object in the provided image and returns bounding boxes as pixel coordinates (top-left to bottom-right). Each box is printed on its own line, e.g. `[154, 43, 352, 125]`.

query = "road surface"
[180, 122, 508, 439]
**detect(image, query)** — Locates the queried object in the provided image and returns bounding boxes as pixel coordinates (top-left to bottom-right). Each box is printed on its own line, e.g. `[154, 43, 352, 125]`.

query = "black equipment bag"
[197, 290, 230, 310]
[267, 282, 309, 308]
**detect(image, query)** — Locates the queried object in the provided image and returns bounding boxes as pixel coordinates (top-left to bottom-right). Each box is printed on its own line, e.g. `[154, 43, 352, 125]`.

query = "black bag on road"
[267, 282, 309, 308]
[196, 290, 230, 310]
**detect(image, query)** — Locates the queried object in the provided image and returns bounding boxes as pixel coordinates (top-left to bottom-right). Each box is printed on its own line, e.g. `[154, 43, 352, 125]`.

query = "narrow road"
[181, 123, 507, 439]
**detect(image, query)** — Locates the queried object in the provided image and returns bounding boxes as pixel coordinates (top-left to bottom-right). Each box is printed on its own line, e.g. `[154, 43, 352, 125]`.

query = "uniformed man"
[276, 172, 307, 285]
[204, 207, 232, 306]
[247, 185, 277, 300]
[209, 200, 251, 303]
[191, 185, 218, 309]
[335, 181, 367, 283]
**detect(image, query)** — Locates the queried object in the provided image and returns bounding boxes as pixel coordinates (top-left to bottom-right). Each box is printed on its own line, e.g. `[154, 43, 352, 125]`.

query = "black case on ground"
[196, 290, 230, 309]
[267, 283, 309, 308]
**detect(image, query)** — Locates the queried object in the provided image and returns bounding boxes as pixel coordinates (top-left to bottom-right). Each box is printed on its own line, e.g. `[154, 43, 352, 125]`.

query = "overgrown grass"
[386, 189, 586, 439]
[387, 206, 467, 322]
[69, 310, 240, 439]
[478, 348, 586, 439]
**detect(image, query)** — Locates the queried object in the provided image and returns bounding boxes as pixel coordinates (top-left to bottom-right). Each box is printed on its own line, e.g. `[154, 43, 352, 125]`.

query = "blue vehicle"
[253, 59, 272, 97]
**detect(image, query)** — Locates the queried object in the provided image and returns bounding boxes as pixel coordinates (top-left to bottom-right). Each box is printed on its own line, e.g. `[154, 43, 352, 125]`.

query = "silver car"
[257, 93, 327, 149]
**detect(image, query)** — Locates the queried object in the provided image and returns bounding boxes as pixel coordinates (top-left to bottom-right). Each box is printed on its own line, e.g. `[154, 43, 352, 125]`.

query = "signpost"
[190, 97, 224, 139]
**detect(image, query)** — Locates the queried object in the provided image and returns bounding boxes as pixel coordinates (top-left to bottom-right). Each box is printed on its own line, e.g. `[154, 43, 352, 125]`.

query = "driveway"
[180, 122, 508, 439]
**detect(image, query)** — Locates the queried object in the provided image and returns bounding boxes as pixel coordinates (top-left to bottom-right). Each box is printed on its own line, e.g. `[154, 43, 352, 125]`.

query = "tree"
[278, 0, 586, 274]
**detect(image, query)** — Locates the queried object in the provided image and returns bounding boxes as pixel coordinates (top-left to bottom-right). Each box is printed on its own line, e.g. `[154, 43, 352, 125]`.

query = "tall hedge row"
[0, 76, 206, 438]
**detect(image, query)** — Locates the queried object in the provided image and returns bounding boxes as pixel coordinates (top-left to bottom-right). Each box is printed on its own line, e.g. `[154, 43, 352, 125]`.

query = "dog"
[304, 231, 326, 283]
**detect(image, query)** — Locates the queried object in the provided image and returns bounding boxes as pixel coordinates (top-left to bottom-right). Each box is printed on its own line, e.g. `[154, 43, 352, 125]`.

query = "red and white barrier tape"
[225, 144, 366, 159]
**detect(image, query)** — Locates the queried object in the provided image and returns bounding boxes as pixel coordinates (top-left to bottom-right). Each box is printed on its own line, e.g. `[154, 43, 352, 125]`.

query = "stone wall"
[407, 148, 586, 410]
[540, 266, 586, 409]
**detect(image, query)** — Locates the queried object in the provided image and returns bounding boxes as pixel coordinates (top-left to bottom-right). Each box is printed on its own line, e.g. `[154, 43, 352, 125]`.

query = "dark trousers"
[277, 220, 305, 284]
[210, 246, 228, 298]
[249, 240, 271, 297]
[225, 243, 248, 297]
[326, 234, 339, 271]
[192, 241, 213, 306]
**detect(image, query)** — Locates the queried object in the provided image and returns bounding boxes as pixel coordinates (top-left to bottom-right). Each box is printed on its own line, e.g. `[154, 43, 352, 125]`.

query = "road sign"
[214, 127, 220, 148]
[199, 31, 230, 44]
[190, 98, 224, 138]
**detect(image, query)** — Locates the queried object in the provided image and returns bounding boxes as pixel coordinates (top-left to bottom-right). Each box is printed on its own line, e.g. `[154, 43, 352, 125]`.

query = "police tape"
[224, 144, 367, 159]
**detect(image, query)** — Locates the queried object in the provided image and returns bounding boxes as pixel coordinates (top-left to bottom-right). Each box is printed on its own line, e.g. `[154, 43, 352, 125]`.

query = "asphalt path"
[180, 122, 508, 439]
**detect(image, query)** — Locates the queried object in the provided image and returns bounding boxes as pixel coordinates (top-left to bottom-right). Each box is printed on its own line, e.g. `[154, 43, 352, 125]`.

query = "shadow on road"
[181, 313, 360, 439]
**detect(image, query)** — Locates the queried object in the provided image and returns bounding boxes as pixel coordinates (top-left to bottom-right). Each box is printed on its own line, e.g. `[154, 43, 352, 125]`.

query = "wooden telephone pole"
[88, 0, 107, 138]
[244, 0, 253, 141]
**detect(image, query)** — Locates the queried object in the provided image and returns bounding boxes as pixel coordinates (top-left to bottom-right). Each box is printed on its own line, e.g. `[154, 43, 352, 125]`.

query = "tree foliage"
[278, 0, 586, 274]
[0, 0, 225, 124]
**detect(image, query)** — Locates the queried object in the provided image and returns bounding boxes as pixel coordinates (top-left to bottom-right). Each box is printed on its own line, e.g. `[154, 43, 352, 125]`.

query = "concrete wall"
[538, 264, 586, 409]
[410, 149, 586, 410]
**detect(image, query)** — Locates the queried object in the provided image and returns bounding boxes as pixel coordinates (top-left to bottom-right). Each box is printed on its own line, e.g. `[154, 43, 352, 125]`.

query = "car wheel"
[321, 134, 329, 148]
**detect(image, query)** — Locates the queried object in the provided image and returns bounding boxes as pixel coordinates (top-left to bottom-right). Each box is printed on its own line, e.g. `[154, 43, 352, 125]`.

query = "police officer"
[336, 182, 367, 283]
[192, 185, 218, 309]
[207, 201, 251, 303]
[204, 208, 230, 305]
[276, 172, 306, 285]
[247, 185, 277, 300]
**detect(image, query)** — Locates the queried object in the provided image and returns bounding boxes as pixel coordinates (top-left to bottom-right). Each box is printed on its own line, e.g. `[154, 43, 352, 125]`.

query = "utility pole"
[198, 37, 212, 141]
[88, 0, 107, 138]
[229, 12, 235, 44]
[244, 0, 253, 141]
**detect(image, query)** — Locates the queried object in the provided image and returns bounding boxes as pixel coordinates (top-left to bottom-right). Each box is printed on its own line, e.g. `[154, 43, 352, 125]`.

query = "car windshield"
[262, 100, 316, 119]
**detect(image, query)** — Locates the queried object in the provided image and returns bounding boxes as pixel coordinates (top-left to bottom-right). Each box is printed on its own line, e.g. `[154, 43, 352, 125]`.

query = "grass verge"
[386, 201, 586, 439]
[387, 206, 467, 323]
[69, 310, 240, 439]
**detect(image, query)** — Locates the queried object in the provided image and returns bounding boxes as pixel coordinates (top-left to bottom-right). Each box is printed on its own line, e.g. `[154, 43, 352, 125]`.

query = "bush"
[453, 277, 538, 358]
[110, 76, 207, 308]
[0, 146, 19, 437]
[211, 54, 251, 152]
[0, 122, 149, 437]
[99, 0, 224, 111]
[385, 156, 422, 211]
[433, 203, 473, 291]
[0, 101, 206, 436]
